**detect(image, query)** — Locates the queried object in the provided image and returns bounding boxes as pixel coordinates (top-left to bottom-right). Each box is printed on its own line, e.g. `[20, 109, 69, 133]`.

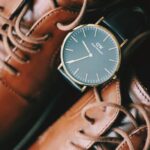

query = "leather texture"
[0, 1, 77, 140]
[129, 75, 150, 106]
[57, 0, 102, 8]
[128, 31, 150, 106]
[29, 80, 121, 150]
[57, 0, 121, 9]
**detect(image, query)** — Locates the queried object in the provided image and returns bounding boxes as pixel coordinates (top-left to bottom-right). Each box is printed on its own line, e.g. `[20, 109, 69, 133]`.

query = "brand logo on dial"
[61, 24, 120, 86]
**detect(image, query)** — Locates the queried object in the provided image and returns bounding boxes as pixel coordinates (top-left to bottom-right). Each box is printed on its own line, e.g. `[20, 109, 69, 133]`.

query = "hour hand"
[82, 40, 93, 57]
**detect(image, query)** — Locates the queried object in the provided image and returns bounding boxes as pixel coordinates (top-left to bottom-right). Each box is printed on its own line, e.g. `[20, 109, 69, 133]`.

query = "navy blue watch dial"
[61, 24, 120, 86]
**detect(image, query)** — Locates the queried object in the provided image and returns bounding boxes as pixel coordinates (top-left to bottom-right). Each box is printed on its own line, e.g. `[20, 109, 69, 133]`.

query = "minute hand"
[66, 55, 90, 64]
[82, 41, 93, 57]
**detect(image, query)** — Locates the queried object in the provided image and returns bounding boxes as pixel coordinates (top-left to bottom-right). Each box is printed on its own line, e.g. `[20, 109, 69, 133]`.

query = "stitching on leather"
[86, 80, 121, 148]
[118, 126, 146, 150]
[0, 79, 28, 104]
[133, 78, 150, 103]
[29, 8, 77, 34]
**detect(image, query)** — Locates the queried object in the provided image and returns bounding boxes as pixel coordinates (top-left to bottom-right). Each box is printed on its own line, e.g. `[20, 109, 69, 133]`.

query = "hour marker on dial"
[103, 35, 109, 42]
[82, 29, 86, 37]
[85, 73, 88, 82]
[104, 68, 112, 76]
[73, 68, 79, 75]
[94, 28, 98, 37]
[96, 73, 100, 81]
[72, 36, 78, 43]
[66, 48, 74, 52]
[109, 59, 117, 62]
[108, 47, 117, 51]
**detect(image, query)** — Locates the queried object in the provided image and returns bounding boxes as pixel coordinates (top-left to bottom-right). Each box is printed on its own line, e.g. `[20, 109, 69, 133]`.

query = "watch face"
[61, 24, 120, 86]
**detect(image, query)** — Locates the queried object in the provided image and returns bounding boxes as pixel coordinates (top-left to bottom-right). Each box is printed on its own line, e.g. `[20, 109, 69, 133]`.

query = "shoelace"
[69, 88, 150, 150]
[0, 0, 87, 76]
[0, 4, 49, 75]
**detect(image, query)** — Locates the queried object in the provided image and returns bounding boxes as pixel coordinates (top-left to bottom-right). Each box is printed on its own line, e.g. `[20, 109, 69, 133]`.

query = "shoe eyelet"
[0, 6, 4, 12]
[26, 59, 30, 64]
[84, 112, 96, 125]
[45, 32, 53, 41]
[16, 72, 21, 76]
[79, 129, 85, 134]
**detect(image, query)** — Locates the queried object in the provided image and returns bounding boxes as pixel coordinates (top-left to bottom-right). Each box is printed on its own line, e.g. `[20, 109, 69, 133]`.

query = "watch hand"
[82, 40, 93, 57]
[91, 43, 104, 55]
[66, 55, 90, 64]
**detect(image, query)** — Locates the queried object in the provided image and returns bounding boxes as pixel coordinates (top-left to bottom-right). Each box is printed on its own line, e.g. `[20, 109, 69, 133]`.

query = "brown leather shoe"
[0, 0, 78, 145]
[128, 31, 150, 106]
[29, 80, 121, 150]
[28, 31, 150, 150]
[29, 79, 150, 150]
[129, 74, 150, 106]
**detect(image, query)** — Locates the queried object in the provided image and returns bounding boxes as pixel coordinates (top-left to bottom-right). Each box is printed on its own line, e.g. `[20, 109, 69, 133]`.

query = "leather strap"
[101, 6, 147, 43]
[129, 74, 150, 106]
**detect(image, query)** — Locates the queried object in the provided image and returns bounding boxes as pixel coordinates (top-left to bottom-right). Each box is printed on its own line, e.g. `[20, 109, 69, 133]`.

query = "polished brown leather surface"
[29, 80, 121, 150]
[0, 80, 28, 137]
[57, 0, 100, 7]
[57, 0, 118, 8]
[0, 3, 77, 139]
[129, 75, 150, 106]
[0, 9, 76, 97]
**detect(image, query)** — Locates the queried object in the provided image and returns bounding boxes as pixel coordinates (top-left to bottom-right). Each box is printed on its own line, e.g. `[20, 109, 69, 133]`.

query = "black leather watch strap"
[101, 6, 147, 43]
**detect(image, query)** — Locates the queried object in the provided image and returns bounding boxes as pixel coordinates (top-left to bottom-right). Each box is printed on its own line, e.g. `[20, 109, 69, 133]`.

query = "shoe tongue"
[23, 0, 55, 26]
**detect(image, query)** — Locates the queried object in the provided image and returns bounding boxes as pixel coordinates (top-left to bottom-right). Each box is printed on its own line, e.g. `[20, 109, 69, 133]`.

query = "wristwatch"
[58, 6, 147, 92]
